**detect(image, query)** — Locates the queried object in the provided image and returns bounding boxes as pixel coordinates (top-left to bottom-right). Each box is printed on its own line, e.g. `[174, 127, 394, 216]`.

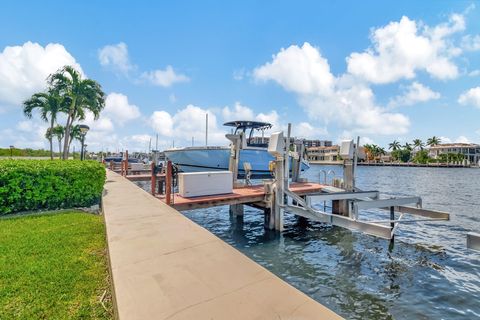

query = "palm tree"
[388, 140, 401, 151]
[52, 125, 65, 159]
[413, 139, 424, 151]
[23, 91, 64, 160]
[48, 66, 105, 159]
[403, 142, 412, 151]
[426, 136, 441, 147]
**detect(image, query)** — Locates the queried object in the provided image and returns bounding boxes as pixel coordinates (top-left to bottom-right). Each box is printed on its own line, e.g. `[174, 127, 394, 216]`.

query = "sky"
[1, 1, 480, 152]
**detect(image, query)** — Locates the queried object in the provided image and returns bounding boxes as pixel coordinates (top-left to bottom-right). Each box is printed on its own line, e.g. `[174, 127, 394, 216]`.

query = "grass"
[0, 211, 112, 319]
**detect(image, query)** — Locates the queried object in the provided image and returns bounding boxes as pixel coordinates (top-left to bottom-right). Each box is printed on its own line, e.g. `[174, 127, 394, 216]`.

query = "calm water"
[141, 165, 480, 319]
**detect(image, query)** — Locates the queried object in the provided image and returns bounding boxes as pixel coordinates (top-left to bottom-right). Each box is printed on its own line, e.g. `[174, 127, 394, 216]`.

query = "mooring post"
[125, 150, 129, 176]
[229, 204, 244, 217]
[150, 162, 156, 196]
[109, 160, 114, 171]
[390, 206, 395, 242]
[166, 160, 172, 205]
[274, 157, 285, 231]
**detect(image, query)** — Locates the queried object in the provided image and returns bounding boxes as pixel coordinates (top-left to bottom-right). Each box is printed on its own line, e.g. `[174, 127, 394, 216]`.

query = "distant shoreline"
[310, 161, 477, 168]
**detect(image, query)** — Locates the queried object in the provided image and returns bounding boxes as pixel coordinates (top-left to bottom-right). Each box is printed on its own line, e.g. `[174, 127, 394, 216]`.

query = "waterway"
[179, 165, 480, 319]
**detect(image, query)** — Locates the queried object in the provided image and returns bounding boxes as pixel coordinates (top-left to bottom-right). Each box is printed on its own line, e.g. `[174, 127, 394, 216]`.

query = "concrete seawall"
[102, 170, 342, 319]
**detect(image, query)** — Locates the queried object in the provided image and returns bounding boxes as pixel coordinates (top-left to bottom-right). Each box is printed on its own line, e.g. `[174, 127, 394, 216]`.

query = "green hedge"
[0, 160, 105, 215]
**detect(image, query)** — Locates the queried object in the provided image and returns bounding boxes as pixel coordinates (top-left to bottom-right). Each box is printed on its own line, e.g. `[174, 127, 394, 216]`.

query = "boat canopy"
[224, 120, 272, 147]
[223, 120, 272, 131]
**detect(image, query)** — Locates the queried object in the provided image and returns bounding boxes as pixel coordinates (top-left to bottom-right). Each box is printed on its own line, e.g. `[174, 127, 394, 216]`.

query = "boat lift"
[267, 129, 450, 240]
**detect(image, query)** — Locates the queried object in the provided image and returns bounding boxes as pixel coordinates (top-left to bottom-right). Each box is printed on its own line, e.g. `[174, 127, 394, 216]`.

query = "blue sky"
[1, 1, 480, 152]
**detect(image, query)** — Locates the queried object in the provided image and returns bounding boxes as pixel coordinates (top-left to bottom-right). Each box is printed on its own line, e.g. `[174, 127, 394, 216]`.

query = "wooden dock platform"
[156, 182, 325, 211]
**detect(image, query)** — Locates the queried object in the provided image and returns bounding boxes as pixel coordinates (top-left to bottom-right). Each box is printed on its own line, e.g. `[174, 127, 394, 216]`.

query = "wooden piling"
[109, 160, 114, 171]
[125, 150, 129, 176]
[166, 161, 172, 205]
[150, 162, 156, 196]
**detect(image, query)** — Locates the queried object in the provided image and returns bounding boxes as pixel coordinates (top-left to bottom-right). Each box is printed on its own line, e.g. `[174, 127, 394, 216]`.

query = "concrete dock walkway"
[103, 170, 342, 320]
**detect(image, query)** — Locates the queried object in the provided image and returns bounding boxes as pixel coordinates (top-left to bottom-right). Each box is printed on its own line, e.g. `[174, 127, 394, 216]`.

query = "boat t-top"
[163, 120, 310, 178]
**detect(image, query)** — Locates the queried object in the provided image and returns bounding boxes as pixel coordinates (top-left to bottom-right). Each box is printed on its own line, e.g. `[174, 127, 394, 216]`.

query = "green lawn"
[0, 211, 112, 319]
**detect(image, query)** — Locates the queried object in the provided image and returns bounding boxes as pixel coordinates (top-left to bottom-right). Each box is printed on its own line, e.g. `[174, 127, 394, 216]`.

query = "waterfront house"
[428, 143, 480, 164]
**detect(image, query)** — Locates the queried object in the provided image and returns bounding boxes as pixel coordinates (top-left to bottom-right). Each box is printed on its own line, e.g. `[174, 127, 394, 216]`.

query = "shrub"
[0, 160, 105, 215]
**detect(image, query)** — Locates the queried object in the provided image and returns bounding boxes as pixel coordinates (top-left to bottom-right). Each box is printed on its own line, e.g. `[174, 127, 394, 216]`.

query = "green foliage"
[391, 149, 411, 162]
[0, 160, 105, 214]
[412, 150, 429, 164]
[0, 211, 112, 319]
[0, 148, 55, 157]
[437, 153, 464, 163]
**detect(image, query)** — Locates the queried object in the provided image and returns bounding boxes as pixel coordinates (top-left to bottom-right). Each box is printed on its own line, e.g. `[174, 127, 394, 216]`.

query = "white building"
[428, 143, 480, 164]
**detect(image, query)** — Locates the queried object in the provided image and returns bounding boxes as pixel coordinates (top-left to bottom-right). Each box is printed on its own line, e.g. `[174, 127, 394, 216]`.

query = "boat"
[163, 120, 310, 178]
[104, 156, 141, 163]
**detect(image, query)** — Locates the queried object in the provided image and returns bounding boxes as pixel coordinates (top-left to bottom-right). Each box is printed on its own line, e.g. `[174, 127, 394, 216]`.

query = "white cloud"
[98, 42, 135, 75]
[458, 87, 480, 108]
[233, 68, 246, 80]
[222, 102, 255, 121]
[347, 14, 463, 84]
[142, 66, 189, 87]
[254, 42, 334, 96]
[461, 34, 480, 51]
[170, 105, 224, 144]
[0, 41, 82, 106]
[103, 92, 141, 125]
[468, 69, 480, 77]
[0, 119, 49, 149]
[437, 136, 471, 144]
[253, 43, 410, 135]
[292, 122, 328, 139]
[455, 135, 470, 143]
[388, 82, 440, 107]
[150, 110, 173, 136]
[439, 136, 452, 144]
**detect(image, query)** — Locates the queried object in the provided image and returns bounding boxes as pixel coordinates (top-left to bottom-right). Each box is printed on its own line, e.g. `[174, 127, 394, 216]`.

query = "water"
[139, 165, 480, 319]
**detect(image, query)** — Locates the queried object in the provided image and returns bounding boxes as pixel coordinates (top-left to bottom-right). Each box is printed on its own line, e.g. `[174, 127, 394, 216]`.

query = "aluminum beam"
[286, 205, 392, 239]
[354, 197, 421, 211]
[387, 206, 450, 220]
[308, 190, 380, 201]
[467, 232, 480, 251]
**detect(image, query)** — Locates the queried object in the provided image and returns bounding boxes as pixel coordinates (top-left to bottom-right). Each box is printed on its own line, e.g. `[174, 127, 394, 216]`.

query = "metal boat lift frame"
[267, 131, 450, 240]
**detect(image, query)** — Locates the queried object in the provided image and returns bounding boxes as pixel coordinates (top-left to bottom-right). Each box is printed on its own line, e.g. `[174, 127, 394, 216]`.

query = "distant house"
[303, 140, 333, 148]
[307, 146, 340, 162]
[428, 143, 480, 164]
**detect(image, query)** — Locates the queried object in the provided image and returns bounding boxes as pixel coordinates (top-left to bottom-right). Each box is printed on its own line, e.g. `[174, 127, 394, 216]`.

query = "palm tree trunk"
[62, 98, 76, 160]
[58, 138, 62, 159]
[62, 118, 70, 160]
[49, 118, 54, 160]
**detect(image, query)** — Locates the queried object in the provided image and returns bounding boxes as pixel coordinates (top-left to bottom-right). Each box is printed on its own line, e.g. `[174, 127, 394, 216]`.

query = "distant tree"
[413, 139, 424, 151]
[23, 90, 64, 160]
[48, 66, 105, 159]
[388, 140, 401, 151]
[426, 136, 441, 147]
